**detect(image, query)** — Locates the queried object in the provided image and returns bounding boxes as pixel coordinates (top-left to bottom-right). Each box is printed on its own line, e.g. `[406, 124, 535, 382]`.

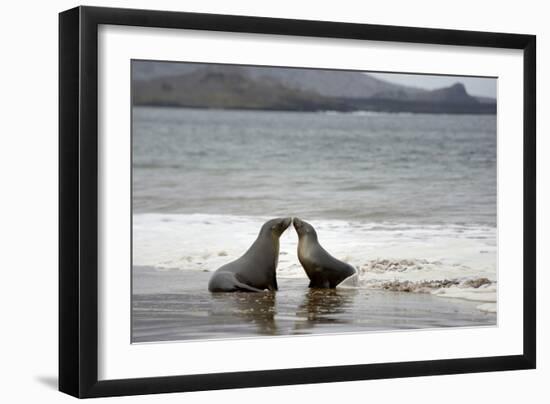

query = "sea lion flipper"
[234, 280, 265, 293]
[308, 276, 330, 289]
[209, 272, 264, 293]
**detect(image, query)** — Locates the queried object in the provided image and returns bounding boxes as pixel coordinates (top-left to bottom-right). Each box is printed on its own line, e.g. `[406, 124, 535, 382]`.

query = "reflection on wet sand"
[210, 292, 277, 335]
[132, 270, 497, 342]
[294, 288, 358, 332]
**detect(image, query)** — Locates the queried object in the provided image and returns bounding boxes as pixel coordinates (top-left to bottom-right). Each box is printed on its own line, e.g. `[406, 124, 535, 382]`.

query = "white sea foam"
[133, 213, 497, 308]
[337, 272, 359, 289]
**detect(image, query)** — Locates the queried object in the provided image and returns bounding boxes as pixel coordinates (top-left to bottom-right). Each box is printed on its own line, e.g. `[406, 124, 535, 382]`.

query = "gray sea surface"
[133, 107, 496, 225]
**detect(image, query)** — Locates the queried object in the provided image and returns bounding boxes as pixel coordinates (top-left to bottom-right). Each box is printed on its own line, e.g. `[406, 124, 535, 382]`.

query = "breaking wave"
[133, 213, 497, 310]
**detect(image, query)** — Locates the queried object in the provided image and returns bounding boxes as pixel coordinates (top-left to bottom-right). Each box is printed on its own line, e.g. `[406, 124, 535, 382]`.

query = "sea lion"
[208, 217, 292, 292]
[293, 217, 357, 288]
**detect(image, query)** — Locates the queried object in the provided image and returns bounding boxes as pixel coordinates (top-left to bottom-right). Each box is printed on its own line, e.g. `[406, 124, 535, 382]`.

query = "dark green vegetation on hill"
[132, 62, 496, 114]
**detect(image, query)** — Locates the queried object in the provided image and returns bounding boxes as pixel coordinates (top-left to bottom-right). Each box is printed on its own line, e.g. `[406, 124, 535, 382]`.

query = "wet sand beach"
[132, 267, 496, 343]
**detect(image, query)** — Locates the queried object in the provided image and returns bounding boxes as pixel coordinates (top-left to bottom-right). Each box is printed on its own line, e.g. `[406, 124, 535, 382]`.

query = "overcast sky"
[369, 72, 497, 98]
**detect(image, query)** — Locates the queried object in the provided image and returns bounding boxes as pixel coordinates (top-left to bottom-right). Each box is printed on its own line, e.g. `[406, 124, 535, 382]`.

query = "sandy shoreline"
[132, 266, 496, 343]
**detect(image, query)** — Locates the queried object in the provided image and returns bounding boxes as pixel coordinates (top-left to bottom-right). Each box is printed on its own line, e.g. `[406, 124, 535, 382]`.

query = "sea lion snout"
[279, 217, 292, 234]
[292, 217, 312, 236]
[282, 217, 292, 229]
[270, 217, 292, 236]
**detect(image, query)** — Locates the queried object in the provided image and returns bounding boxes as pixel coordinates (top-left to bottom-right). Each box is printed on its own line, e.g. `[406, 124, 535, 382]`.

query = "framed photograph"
[59, 6, 536, 398]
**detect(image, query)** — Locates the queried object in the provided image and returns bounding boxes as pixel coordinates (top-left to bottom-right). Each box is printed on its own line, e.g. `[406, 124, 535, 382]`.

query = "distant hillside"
[133, 69, 346, 111]
[132, 62, 496, 114]
[133, 61, 423, 98]
[372, 82, 474, 102]
[361, 83, 495, 114]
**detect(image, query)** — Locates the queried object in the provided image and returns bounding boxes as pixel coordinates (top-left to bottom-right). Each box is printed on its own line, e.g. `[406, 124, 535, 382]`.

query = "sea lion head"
[261, 217, 292, 237]
[292, 217, 317, 238]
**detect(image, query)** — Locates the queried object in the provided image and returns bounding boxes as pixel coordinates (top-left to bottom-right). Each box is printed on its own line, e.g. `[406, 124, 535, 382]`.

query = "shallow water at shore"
[132, 267, 496, 343]
[133, 213, 497, 311]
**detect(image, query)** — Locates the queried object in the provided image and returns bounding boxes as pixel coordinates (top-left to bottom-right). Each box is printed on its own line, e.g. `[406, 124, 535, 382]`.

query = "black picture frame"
[59, 5, 536, 398]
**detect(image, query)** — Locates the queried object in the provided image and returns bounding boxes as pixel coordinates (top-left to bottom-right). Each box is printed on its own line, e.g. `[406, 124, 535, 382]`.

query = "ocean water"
[132, 107, 497, 320]
[133, 107, 496, 225]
